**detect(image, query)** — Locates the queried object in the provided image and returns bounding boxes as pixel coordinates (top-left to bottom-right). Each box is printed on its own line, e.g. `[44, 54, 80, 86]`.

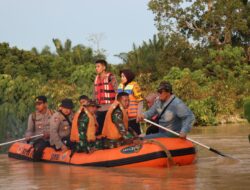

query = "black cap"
[85, 100, 101, 108]
[157, 81, 172, 93]
[60, 98, 74, 109]
[35, 95, 47, 103]
[79, 95, 89, 101]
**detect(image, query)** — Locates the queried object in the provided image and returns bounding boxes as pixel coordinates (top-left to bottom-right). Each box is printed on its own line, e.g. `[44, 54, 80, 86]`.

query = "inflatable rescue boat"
[8, 138, 196, 167]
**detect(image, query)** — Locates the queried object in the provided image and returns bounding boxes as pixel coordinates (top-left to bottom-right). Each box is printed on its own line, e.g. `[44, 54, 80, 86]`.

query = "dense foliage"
[0, 1, 250, 149]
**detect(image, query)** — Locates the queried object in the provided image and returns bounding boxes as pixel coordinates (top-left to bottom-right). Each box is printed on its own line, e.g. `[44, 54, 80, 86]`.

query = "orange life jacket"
[94, 72, 116, 105]
[102, 101, 128, 140]
[70, 107, 97, 142]
[117, 81, 138, 118]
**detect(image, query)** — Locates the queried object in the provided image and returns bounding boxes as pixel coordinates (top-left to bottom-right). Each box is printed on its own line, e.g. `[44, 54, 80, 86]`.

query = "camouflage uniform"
[75, 112, 103, 153]
[106, 107, 135, 148]
[49, 111, 74, 149]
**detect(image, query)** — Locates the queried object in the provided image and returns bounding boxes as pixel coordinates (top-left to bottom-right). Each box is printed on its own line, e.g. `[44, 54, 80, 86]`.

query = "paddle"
[144, 119, 236, 159]
[0, 134, 44, 147]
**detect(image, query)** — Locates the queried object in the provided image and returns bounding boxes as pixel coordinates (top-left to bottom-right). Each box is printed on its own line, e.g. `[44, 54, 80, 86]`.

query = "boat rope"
[143, 139, 175, 167]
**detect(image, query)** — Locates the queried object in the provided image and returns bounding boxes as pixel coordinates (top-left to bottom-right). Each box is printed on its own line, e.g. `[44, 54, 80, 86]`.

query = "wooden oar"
[0, 134, 44, 147]
[144, 119, 236, 159]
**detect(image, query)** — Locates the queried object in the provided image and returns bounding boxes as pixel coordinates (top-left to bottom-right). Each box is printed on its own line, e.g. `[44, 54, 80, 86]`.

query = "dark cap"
[79, 95, 89, 101]
[85, 100, 101, 108]
[157, 81, 172, 93]
[35, 95, 47, 103]
[95, 59, 107, 67]
[60, 98, 74, 109]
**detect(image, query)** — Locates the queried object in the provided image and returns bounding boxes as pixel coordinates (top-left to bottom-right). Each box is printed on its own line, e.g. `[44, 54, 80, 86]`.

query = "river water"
[0, 124, 249, 190]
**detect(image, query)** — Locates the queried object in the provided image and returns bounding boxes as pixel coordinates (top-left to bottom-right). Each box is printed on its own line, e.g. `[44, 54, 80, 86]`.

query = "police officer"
[50, 98, 74, 151]
[25, 95, 53, 140]
[25, 95, 54, 161]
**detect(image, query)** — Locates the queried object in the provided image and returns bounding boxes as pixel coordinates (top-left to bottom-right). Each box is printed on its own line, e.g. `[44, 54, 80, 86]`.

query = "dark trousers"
[61, 136, 76, 150]
[32, 138, 50, 161]
[96, 111, 107, 135]
[146, 125, 159, 135]
[129, 119, 141, 135]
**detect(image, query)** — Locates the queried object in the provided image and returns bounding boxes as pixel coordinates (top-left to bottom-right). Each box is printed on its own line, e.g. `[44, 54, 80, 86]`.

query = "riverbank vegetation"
[0, 0, 249, 146]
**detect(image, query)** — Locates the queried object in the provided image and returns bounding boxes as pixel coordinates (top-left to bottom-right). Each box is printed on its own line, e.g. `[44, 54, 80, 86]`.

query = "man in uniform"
[102, 92, 137, 147]
[71, 100, 103, 153]
[25, 95, 54, 161]
[50, 98, 74, 151]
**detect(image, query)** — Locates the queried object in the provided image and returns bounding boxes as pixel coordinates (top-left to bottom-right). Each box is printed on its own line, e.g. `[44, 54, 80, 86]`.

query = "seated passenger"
[79, 95, 89, 106]
[102, 92, 137, 148]
[70, 100, 103, 153]
[50, 98, 74, 151]
[25, 95, 54, 161]
[118, 69, 144, 135]
[144, 93, 159, 135]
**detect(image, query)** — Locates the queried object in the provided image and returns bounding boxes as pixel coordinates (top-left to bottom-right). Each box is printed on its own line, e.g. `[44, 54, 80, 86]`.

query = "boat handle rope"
[143, 139, 175, 167]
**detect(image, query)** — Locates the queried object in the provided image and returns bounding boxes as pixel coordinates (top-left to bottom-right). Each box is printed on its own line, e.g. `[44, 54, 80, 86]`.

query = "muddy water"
[0, 124, 249, 190]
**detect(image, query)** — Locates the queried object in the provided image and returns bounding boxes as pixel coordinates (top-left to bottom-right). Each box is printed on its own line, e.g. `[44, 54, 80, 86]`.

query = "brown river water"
[0, 124, 250, 190]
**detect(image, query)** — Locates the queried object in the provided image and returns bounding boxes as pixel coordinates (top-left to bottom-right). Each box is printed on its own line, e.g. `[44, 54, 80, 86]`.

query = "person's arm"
[109, 74, 118, 93]
[176, 103, 195, 138]
[137, 101, 143, 122]
[132, 82, 144, 122]
[93, 83, 96, 101]
[50, 115, 64, 149]
[77, 113, 89, 141]
[143, 101, 158, 120]
[112, 109, 131, 139]
[25, 114, 34, 139]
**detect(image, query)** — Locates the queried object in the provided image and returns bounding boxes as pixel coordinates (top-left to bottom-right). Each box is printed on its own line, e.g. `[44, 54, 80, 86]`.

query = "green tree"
[148, 0, 250, 47]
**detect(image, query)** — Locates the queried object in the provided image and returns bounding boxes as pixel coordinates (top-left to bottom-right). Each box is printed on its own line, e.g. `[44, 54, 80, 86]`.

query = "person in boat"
[50, 98, 74, 151]
[139, 81, 195, 139]
[144, 93, 160, 135]
[79, 95, 89, 106]
[25, 95, 54, 161]
[93, 59, 118, 136]
[118, 69, 143, 135]
[70, 100, 104, 153]
[102, 92, 138, 148]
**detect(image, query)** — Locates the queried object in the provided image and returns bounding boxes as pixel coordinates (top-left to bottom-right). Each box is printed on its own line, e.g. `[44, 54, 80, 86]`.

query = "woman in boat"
[70, 100, 103, 153]
[118, 69, 143, 135]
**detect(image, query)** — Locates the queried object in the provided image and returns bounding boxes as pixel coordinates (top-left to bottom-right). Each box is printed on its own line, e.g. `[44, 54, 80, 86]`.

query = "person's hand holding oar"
[144, 119, 237, 160]
[0, 134, 44, 147]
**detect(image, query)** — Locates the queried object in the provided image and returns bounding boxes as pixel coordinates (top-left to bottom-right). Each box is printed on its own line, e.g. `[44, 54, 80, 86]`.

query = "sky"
[0, 0, 157, 64]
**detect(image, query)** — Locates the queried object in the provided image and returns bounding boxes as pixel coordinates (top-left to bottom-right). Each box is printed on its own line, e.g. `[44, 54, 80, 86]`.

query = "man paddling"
[25, 95, 54, 161]
[139, 81, 195, 139]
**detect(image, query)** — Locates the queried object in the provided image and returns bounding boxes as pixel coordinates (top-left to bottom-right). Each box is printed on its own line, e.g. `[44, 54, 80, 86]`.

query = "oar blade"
[209, 147, 237, 160]
[210, 147, 227, 157]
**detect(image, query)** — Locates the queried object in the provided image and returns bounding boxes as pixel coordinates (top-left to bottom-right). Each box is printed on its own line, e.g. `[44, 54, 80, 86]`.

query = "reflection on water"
[0, 124, 250, 190]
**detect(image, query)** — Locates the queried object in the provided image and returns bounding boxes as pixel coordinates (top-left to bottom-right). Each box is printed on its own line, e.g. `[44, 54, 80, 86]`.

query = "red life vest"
[94, 72, 116, 105]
